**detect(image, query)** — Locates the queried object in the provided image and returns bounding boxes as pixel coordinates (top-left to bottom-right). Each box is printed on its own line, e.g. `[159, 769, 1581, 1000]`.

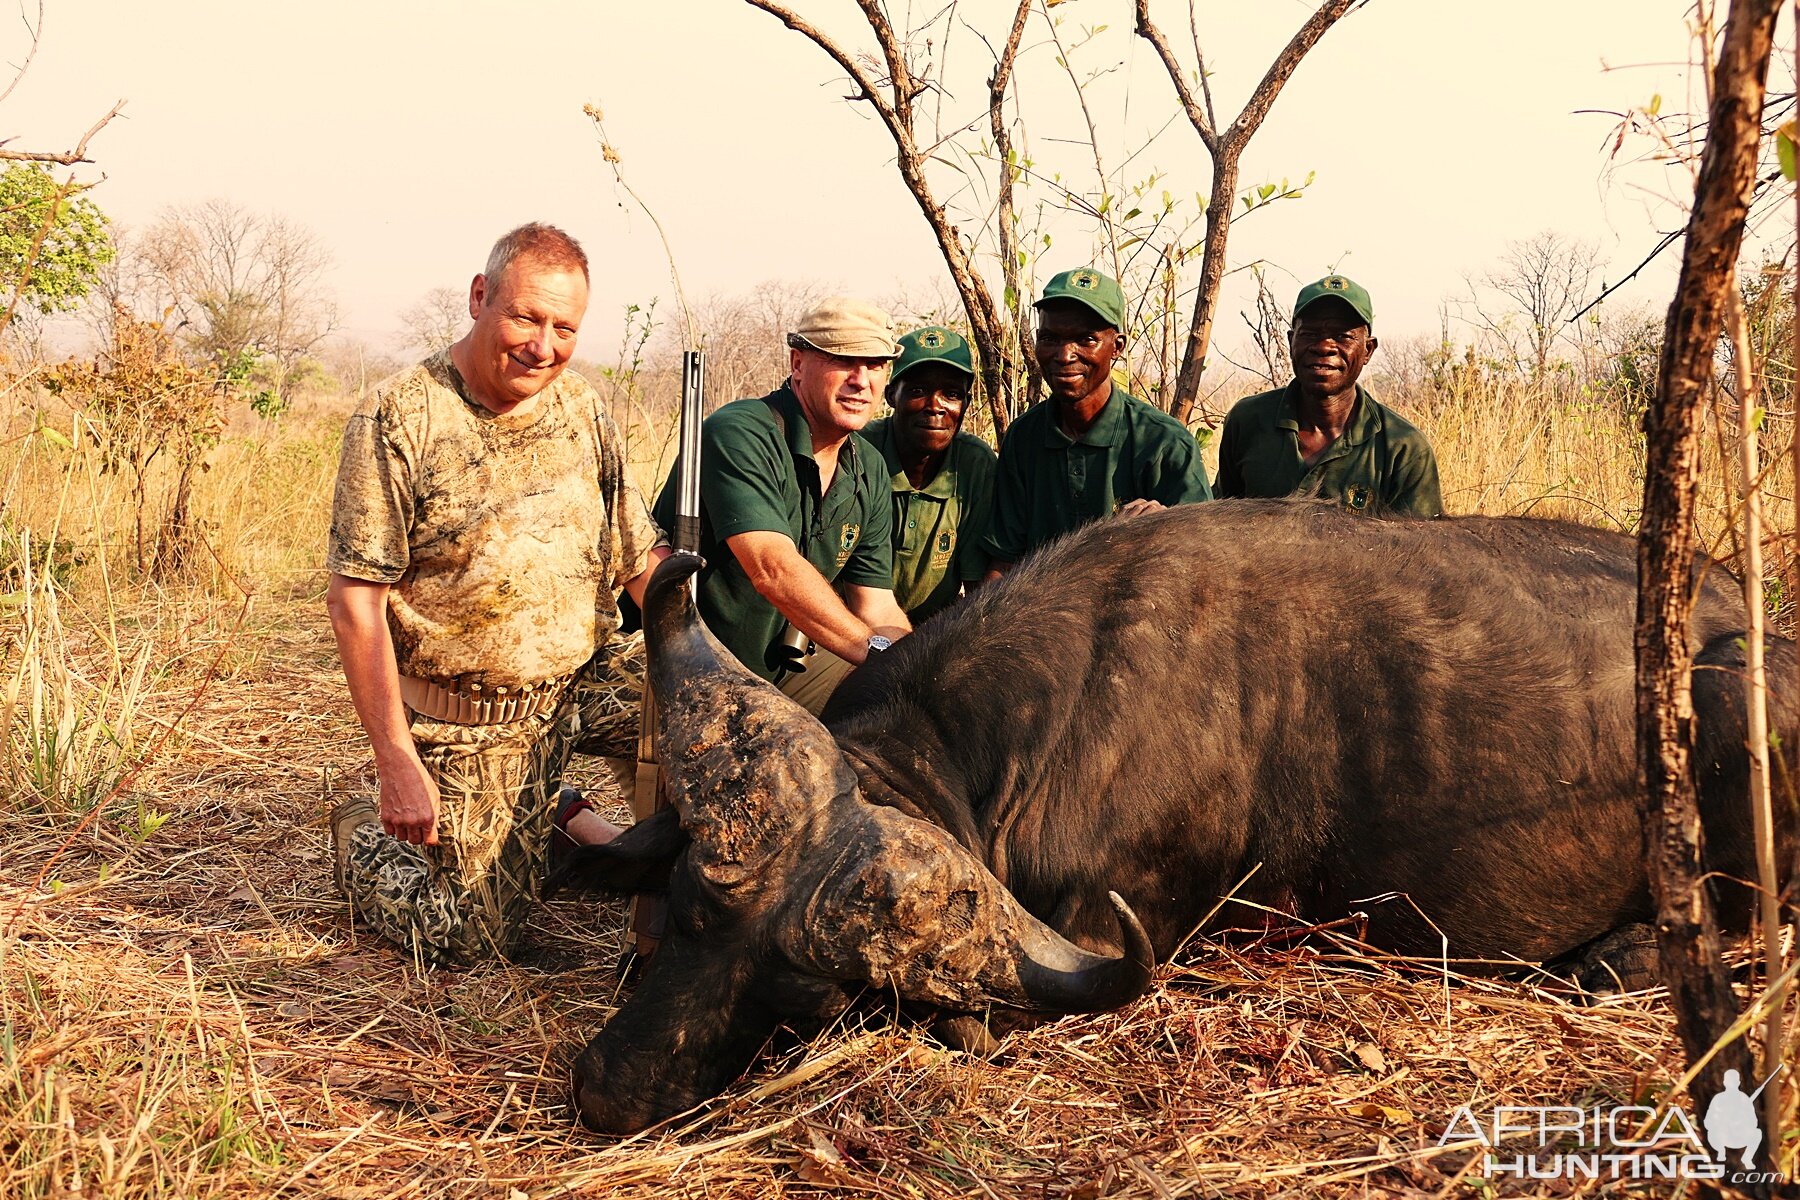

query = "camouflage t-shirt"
[326, 351, 665, 689]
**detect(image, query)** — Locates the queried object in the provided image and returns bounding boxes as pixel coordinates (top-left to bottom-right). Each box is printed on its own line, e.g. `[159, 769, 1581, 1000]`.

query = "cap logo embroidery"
[921, 330, 945, 349]
[1072, 270, 1099, 290]
[1324, 277, 1348, 291]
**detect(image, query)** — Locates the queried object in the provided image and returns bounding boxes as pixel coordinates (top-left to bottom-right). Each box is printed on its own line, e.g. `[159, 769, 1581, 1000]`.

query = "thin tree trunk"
[1169, 157, 1238, 424]
[1638, 0, 1781, 1122]
[1134, 0, 1354, 427]
[1727, 287, 1786, 1145]
[987, 0, 1033, 431]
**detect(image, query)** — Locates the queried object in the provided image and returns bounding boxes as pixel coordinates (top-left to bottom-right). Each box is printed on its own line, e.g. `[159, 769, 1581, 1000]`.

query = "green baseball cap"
[892, 325, 975, 382]
[1036, 266, 1125, 330]
[1293, 275, 1374, 328]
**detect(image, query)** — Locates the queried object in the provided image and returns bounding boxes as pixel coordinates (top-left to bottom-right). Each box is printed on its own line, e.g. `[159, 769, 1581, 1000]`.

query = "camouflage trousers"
[340, 631, 645, 966]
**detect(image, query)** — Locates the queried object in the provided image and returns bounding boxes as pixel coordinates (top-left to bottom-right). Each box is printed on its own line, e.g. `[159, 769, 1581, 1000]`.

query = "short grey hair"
[483, 222, 589, 288]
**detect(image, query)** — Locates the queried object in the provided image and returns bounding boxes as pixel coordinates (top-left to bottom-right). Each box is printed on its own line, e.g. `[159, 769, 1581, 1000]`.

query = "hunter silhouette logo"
[920, 329, 945, 349]
[1071, 270, 1099, 290]
[836, 523, 860, 566]
[1704, 1070, 1766, 1168]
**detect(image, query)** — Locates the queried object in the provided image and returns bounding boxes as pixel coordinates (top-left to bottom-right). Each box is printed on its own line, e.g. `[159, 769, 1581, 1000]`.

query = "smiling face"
[456, 259, 589, 414]
[1033, 300, 1122, 407]
[1288, 297, 1377, 403]
[888, 362, 971, 462]
[790, 346, 891, 444]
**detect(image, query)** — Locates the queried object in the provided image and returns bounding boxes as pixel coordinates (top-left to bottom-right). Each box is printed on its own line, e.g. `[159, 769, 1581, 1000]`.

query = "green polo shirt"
[1214, 384, 1443, 517]
[981, 386, 1211, 563]
[861, 417, 996, 624]
[651, 385, 894, 680]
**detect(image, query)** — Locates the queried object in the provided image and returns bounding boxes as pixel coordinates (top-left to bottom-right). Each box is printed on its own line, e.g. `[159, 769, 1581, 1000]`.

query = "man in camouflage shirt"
[325, 223, 668, 965]
[1214, 275, 1442, 517]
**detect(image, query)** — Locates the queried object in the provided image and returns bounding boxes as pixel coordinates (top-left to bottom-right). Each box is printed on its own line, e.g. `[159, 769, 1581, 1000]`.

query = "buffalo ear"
[545, 807, 689, 897]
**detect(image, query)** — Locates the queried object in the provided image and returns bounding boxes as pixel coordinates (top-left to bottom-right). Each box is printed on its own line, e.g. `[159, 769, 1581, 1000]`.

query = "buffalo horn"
[795, 804, 1155, 1015]
[641, 551, 861, 889]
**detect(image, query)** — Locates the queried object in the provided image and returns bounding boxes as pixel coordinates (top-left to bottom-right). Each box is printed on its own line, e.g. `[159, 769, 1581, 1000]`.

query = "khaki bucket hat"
[787, 297, 901, 359]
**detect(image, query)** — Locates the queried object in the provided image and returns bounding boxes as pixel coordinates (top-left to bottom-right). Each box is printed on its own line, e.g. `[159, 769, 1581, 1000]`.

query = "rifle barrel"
[676, 350, 705, 553]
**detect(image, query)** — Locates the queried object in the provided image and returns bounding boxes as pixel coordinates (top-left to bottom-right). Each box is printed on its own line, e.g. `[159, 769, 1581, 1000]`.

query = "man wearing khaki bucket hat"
[649, 296, 912, 714]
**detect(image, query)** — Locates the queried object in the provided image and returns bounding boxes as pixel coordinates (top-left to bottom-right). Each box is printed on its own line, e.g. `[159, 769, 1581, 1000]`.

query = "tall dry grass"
[1, 361, 1796, 1197]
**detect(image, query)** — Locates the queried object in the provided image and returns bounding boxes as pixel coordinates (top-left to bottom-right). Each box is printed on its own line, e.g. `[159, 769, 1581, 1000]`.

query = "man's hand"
[379, 751, 442, 845]
[620, 545, 673, 611]
[1118, 498, 1166, 518]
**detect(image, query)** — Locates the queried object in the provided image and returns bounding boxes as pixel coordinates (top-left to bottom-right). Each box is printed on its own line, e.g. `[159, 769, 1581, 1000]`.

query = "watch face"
[867, 635, 893, 652]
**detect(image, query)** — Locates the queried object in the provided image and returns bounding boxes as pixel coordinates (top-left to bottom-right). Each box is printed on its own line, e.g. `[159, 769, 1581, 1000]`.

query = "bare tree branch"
[0, 97, 126, 165]
[1132, 0, 1217, 151]
[1135, 0, 1355, 423]
[1223, 2, 1353, 152]
[740, 0, 1015, 432]
[0, 0, 46, 111]
[741, 1, 898, 131]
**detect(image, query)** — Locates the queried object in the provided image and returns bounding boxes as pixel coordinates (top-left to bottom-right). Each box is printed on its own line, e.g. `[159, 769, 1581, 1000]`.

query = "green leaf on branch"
[1779, 122, 1798, 181]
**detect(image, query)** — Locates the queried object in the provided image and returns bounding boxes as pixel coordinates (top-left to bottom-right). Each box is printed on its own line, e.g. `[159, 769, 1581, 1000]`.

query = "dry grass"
[1, 370, 1795, 1197]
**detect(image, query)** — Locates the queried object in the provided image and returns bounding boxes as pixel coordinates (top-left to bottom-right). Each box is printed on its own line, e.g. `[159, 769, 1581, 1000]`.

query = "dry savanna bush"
[1, 337, 1795, 1198]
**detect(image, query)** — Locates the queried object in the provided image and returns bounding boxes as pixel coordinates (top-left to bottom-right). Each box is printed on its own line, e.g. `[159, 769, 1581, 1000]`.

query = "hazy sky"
[1, 1, 1748, 361]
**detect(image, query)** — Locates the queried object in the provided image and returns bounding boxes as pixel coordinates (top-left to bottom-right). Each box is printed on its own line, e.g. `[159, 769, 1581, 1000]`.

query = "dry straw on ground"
[2, 374, 1796, 1197]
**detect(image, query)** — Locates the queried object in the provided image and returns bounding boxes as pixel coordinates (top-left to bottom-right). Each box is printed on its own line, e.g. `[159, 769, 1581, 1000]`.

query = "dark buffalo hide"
[553, 500, 1795, 1134]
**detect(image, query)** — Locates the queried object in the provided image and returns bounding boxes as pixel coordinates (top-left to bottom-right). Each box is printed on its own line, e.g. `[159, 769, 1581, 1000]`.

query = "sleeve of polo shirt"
[324, 399, 413, 583]
[1214, 408, 1245, 499]
[980, 429, 1031, 563]
[699, 407, 796, 540]
[839, 449, 896, 589]
[956, 445, 997, 582]
[1388, 439, 1446, 518]
[1145, 418, 1213, 506]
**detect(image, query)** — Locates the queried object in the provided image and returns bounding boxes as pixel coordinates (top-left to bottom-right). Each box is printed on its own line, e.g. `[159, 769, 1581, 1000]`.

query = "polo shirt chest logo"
[930, 528, 955, 569]
[836, 523, 860, 566]
[1345, 484, 1371, 511]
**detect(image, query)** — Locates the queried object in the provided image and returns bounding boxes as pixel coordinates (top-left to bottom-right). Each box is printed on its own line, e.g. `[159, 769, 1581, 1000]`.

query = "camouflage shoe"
[330, 795, 380, 896]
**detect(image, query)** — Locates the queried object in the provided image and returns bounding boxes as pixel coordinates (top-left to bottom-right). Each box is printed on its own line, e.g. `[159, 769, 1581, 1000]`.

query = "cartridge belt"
[399, 672, 574, 725]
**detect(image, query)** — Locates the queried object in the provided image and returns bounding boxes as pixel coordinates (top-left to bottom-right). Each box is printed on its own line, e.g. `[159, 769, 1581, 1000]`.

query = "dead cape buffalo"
[553, 500, 1795, 1135]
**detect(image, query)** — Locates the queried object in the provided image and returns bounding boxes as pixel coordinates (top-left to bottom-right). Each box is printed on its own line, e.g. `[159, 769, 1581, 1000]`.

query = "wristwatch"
[867, 634, 893, 653]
